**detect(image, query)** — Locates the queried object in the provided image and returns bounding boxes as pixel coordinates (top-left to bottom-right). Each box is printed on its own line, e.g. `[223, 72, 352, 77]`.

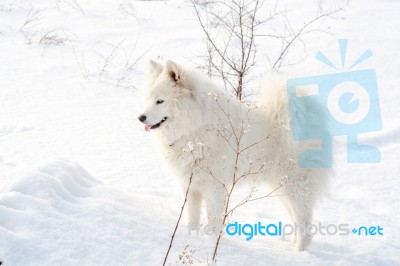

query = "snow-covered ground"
[0, 0, 399, 265]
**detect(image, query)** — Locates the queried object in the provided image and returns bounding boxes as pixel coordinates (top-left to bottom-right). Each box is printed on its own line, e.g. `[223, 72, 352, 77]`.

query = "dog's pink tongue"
[144, 125, 152, 132]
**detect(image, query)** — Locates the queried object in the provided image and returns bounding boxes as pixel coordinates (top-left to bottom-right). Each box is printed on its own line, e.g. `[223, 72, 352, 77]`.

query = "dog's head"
[138, 60, 201, 134]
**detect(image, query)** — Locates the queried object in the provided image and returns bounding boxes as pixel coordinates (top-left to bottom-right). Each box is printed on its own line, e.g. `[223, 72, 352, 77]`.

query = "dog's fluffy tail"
[258, 75, 292, 145]
[258, 74, 332, 200]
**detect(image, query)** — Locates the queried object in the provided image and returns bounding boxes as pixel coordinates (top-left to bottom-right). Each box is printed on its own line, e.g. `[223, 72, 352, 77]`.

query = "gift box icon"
[287, 39, 382, 168]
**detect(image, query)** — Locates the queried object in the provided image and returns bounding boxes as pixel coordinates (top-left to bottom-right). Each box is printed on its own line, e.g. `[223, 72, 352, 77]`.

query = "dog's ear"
[148, 59, 162, 79]
[164, 60, 184, 86]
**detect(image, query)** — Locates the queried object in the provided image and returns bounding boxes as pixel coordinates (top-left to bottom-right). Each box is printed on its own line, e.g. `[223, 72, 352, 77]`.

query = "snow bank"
[0, 160, 175, 265]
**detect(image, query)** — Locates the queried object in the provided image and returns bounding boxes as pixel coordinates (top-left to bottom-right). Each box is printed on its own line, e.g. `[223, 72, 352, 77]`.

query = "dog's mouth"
[144, 117, 168, 132]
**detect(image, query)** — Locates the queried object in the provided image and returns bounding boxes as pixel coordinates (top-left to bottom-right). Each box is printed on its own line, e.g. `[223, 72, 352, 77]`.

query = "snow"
[1, 0, 400, 265]
[0, 159, 177, 265]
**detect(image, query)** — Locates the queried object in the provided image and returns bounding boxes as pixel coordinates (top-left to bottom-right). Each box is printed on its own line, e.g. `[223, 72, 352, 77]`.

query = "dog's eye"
[156, 100, 164, 105]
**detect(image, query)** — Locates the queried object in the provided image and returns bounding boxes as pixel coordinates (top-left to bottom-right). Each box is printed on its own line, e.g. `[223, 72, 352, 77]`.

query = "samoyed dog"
[138, 60, 329, 251]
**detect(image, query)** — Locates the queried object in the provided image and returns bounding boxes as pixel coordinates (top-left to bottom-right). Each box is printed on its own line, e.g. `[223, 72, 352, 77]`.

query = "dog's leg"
[279, 189, 313, 251]
[187, 190, 203, 229]
[204, 188, 226, 233]
[290, 197, 313, 251]
[281, 198, 297, 243]
[295, 209, 312, 251]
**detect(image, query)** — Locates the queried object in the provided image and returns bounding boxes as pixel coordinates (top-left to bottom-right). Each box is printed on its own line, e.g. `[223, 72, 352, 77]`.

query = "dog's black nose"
[138, 115, 147, 122]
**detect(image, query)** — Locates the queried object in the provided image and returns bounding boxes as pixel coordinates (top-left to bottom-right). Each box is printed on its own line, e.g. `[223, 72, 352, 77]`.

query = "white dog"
[139, 60, 330, 251]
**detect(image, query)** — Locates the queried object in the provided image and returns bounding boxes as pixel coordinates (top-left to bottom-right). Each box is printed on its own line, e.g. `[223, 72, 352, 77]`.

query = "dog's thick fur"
[139, 60, 329, 251]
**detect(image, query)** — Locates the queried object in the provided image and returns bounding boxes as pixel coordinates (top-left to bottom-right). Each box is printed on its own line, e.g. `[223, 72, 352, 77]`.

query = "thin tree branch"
[163, 173, 194, 266]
